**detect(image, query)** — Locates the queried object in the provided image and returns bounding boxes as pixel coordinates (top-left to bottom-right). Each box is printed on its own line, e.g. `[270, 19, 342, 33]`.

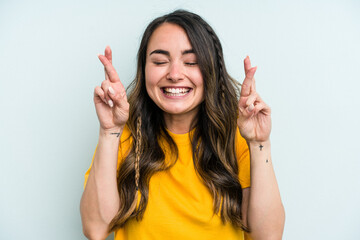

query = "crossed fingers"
[240, 56, 257, 97]
[239, 56, 269, 117]
[95, 46, 127, 108]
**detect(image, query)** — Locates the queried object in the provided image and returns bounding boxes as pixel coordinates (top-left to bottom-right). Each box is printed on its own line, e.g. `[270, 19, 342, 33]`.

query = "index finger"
[105, 46, 112, 64]
[104, 46, 112, 81]
[98, 54, 121, 83]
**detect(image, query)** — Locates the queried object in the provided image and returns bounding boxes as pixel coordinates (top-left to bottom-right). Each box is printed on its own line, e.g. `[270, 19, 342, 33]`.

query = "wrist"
[247, 139, 271, 149]
[99, 126, 124, 138]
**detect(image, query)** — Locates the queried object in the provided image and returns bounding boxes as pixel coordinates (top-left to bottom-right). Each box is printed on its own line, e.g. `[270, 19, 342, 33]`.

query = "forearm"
[247, 140, 285, 239]
[80, 127, 123, 239]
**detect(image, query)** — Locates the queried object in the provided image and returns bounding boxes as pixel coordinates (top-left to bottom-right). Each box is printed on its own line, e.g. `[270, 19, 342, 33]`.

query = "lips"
[161, 87, 191, 97]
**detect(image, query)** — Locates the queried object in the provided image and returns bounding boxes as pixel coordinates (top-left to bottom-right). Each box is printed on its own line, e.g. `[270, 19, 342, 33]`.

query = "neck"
[163, 111, 198, 134]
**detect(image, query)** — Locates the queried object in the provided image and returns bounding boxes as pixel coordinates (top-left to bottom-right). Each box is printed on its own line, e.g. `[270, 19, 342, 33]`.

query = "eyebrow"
[182, 49, 195, 55]
[149, 49, 195, 56]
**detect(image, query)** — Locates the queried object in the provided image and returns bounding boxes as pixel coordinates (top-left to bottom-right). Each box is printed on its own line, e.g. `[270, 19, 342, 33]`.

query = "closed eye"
[185, 62, 198, 66]
[154, 62, 168, 65]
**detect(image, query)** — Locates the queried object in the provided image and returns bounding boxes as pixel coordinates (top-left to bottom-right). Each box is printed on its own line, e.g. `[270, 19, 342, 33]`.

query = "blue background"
[1, 0, 359, 239]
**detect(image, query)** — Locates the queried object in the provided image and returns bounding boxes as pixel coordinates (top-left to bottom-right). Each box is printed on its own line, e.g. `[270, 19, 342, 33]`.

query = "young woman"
[80, 10, 285, 240]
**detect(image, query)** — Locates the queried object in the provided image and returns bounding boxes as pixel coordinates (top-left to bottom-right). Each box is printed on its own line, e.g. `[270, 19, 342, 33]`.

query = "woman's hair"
[109, 9, 248, 232]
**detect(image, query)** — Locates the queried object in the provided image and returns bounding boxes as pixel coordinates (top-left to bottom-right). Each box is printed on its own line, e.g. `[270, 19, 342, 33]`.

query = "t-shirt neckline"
[165, 128, 195, 146]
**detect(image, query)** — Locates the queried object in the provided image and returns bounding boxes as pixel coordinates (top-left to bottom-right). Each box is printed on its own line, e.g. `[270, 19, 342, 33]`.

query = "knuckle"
[101, 80, 109, 88]
[119, 91, 127, 98]
[94, 86, 102, 95]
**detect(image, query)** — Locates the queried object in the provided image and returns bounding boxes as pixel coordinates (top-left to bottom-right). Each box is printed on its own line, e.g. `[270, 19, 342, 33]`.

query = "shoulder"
[120, 124, 132, 143]
[118, 124, 134, 160]
[235, 127, 248, 156]
[235, 127, 251, 188]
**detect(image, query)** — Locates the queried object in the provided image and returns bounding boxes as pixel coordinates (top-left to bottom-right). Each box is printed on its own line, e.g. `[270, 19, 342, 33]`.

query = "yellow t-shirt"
[84, 126, 250, 240]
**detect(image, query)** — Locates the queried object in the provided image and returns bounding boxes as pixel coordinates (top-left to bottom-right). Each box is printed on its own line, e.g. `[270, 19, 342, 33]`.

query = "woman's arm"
[238, 56, 285, 239]
[246, 140, 285, 239]
[80, 46, 129, 239]
[80, 127, 122, 239]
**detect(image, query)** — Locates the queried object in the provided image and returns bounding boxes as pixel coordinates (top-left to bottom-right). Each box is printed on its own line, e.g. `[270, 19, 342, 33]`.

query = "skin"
[145, 23, 204, 134]
[80, 23, 285, 240]
[238, 57, 285, 239]
[80, 46, 126, 240]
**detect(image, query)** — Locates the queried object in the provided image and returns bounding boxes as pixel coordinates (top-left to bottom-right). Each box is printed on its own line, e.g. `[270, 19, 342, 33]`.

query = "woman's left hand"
[237, 56, 272, 143]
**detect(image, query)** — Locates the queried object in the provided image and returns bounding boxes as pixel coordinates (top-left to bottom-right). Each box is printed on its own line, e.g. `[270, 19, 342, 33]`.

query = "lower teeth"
[165, 92, 187, 96]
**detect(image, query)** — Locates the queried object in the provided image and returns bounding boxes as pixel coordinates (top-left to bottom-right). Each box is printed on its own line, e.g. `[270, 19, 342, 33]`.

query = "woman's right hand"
[94, 46, 129, 131]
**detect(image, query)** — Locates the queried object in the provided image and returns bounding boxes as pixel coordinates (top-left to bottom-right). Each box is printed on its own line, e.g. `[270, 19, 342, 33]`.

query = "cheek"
[145, 65, 160, 87]
[145, 65, 154, 88]
[191, 70, 204, 100]
[192, 70, 204, 88]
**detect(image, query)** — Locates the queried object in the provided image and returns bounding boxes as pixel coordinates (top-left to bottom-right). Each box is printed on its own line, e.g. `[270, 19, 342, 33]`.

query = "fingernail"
[109, 86, 115, 95]
[108, 100, 114, 108]
[248, 104, 254, 112]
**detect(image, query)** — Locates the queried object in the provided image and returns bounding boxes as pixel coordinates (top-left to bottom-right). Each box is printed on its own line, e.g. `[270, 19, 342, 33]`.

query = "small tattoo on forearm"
[266, 159, 269, 163]
[111, 133, 120, 137]
[259, 144, 264, 151]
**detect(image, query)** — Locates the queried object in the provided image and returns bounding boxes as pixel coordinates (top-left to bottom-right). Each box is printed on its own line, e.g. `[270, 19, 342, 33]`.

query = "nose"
[167, 61, 184, 82]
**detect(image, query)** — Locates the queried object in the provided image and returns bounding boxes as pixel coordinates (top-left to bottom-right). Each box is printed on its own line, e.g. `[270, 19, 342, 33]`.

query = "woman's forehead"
[147, 23, 192, 54]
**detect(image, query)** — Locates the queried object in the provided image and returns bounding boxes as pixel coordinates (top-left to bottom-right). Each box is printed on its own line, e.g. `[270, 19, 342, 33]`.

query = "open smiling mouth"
[161, 87, 192, 97]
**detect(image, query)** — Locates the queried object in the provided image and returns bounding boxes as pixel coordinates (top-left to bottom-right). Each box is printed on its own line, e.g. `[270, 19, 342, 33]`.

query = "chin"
[162, 104, 199, 116]
[163, 108, 188, 115]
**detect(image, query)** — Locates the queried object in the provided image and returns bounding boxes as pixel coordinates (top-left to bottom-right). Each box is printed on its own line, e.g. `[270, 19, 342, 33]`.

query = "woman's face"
[145, 23, 204, 121]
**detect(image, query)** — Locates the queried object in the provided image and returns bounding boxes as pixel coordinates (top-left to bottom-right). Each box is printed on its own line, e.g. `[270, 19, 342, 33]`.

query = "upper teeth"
[163, 88, 190, 93]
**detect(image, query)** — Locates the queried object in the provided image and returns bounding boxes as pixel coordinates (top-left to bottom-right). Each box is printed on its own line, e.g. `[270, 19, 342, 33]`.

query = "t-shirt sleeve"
[235, 127, 251, 188]
[83, 145, 97, 189]
[83, 126, 133, 189]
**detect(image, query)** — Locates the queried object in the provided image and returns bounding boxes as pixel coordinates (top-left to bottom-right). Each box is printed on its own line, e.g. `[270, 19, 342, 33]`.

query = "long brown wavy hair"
[109, 10, 248, 232]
